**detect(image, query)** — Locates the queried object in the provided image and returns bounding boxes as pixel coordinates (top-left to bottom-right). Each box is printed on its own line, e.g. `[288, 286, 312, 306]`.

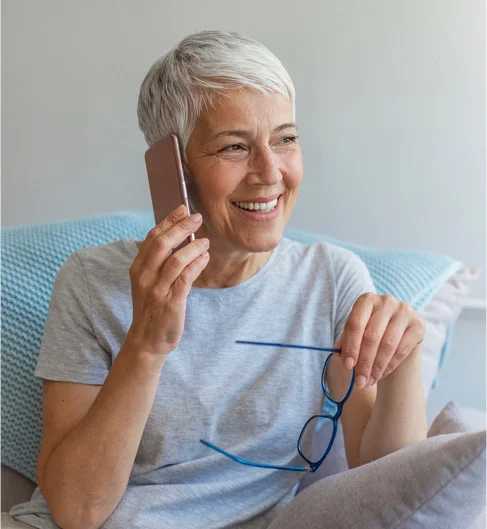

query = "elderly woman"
[10, 30, 426, 529]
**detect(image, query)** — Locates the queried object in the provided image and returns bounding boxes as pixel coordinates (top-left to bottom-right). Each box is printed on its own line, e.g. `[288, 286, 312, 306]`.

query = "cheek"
[193, 165, 243, 211]
[283, 155, 303, 190]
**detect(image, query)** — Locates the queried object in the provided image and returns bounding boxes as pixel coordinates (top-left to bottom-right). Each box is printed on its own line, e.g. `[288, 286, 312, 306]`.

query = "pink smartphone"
[144, 134, 195, 249]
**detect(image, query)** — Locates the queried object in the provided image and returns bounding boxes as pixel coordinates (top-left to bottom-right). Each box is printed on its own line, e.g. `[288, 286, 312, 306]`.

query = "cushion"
[428, 401, 486, 436]
[1, 210, 464, 483]
[421, 267, 481, 395]
[270, 401, 486, 529]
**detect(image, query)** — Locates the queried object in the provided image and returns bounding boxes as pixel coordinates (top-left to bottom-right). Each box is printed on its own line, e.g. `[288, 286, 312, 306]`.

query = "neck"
[193, 245, 273, 288]
[133, 236, 276, 289]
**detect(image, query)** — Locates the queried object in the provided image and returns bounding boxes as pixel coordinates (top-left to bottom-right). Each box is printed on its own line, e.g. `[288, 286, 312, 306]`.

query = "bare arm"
[332, 293, 427, 468]
[38, 205, 210, 529]
[358, 344, 427, 465]
[330, 346, 426, 469]
[38, 339, 166, 529]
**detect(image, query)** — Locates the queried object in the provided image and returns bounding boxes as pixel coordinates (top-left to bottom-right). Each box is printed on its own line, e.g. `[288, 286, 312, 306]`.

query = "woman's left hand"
[334, 293, 425, 388]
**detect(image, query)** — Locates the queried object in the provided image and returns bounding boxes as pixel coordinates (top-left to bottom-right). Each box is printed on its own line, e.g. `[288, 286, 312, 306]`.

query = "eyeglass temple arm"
[235, 340, 341, 354]
[199, 439, 311, 472]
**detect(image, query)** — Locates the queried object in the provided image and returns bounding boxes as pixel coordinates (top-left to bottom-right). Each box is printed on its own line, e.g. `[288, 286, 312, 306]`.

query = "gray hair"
[137, 29, 295, 159]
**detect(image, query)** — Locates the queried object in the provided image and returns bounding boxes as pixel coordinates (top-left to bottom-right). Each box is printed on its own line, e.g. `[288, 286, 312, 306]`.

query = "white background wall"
[2, 1, 485, 415]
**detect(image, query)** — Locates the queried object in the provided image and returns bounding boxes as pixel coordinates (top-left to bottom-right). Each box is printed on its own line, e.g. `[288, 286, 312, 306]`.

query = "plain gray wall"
[2, 1, 485, 413]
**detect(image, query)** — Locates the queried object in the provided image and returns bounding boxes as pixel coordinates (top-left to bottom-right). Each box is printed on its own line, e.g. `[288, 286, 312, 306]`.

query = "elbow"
[51, 506, 104, 529]
[357, 434, 427, 467]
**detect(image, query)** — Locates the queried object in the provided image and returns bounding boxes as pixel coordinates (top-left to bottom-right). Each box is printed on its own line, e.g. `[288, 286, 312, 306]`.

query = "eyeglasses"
[200, 340, 355, 473]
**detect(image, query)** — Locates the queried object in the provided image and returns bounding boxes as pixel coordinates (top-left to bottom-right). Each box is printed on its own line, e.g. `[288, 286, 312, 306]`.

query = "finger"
[172, 251, 210, 298]
[333, 336, 343, 357]
[161, 238, 210, 287]
[341, 294, 374, 374]
[355, 297, 398, 387]
[143, 213, 203, 275]
[366, 302, 411, 386]
[136, 204, 188, 265]
[381, 320, 424, 378]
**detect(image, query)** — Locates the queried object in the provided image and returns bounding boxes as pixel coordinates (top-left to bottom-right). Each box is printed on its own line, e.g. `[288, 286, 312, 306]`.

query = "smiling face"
[185, 88, 303, 254]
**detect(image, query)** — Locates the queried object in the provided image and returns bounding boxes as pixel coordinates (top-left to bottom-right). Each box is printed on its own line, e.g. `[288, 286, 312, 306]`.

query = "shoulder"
[56, 238, 136, 290]
[280, 237, 366, 272]
[74, 238, 136, 269]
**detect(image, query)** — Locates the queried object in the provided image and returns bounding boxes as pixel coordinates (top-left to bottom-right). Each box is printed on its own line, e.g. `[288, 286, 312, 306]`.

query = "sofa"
[2, 210, 485, 528]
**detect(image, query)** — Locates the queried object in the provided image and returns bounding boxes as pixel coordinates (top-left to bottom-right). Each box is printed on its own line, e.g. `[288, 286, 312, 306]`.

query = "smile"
[231, 195, 282, 221]
[233, 197, 278, 213]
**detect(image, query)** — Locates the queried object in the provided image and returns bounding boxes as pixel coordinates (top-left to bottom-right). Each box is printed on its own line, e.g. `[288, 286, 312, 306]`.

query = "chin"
[239, 229, 283, 253]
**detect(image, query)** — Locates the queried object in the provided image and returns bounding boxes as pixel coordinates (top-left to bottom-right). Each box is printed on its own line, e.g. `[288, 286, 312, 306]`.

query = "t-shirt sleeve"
[330, 246, 376, 344]
[34, 251, 111, 384]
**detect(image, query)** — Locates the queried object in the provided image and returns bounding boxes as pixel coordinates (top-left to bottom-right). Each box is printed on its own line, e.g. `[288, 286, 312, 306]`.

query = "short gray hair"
[137, 30, 295, 159]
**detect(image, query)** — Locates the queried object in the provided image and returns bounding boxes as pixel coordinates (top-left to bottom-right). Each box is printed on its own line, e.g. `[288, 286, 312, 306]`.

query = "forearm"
[42, 336, 166, 529]
[358, 345, 427, 466]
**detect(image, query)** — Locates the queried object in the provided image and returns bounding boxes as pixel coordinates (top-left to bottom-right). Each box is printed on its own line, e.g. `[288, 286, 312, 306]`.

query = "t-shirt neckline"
[122, 237, 286, 295]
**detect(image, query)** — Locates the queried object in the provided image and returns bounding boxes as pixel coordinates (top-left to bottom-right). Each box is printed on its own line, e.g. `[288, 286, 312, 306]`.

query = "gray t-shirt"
[10, 236, 375, 529]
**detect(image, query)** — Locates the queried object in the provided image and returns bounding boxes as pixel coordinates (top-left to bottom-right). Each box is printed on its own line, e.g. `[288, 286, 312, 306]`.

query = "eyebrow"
[212, 122, 298, 140]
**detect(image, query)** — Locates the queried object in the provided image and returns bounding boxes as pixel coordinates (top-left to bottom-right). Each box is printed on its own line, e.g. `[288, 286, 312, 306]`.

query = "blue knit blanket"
[1, 210, 463, 482]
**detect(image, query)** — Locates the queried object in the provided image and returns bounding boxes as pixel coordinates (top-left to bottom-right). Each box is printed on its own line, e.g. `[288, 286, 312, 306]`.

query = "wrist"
[121, 330, 170, 373]
[377, 343, 423, 391]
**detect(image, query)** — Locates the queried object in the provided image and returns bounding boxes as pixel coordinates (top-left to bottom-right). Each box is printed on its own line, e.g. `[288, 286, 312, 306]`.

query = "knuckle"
[175, 220, 190, 233]
[167, 255, 183, 270]
[362, 328, 381, 345]
[415, 316, 426, 332]
[154, 235, 169, 252]
[398, 301, 409, 314]
[360, 292, 375, 302]
[371, 364, 385, 378]
[150, 284, 165, 300]
[178, 270, 192, 286]
[147, 227, 159, 240]
[356, 359, 373, 371]
[345, 347, 360, 359]
[381, 334, 399, 351]
[394, 345, 410, 361]
[137, 272, 153, 290]
[383, 294, 397, 307]
[345, 318, 363, 334]
[168, 208, 183, 223]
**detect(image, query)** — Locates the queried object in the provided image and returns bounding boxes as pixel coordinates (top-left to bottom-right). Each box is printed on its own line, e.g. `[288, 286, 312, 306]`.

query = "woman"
[10, 30, 426, 529]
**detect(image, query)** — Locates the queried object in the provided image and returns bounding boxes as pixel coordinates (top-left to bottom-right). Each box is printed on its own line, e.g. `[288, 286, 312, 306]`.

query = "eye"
[278, 135, 299, 145]
[220, 144, 245, 152]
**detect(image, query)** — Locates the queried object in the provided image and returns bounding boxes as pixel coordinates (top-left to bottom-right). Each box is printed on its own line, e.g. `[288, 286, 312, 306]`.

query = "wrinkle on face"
[183, 88, 302, 288]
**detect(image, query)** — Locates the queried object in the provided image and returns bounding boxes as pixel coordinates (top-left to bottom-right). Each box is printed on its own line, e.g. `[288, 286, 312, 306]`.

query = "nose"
[247, 147, 282, 186]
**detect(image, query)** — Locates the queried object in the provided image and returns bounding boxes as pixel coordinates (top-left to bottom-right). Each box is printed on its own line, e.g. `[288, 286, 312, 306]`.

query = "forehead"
[195, 88, 294, 134]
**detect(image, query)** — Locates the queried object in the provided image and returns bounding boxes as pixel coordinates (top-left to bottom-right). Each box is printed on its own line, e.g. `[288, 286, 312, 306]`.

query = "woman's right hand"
[126, 204, 209, 357]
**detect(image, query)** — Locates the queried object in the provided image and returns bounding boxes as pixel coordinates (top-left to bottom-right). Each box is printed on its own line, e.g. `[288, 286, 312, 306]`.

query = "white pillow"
[420, 266, 481, 397]
[271, 401, 486, 529]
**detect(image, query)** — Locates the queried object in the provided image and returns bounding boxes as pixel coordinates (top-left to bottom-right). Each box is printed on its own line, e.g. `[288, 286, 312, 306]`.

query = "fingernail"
[344, 357, 355, 370]
[175, 204, 186, 215]
[190, 213, 202, 223]
[198, 238, 209, 247]
[356, 375, 367, 388]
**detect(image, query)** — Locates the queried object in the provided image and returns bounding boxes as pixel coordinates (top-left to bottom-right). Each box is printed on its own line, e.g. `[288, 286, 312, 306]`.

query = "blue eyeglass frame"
[200, 340, 355, 473]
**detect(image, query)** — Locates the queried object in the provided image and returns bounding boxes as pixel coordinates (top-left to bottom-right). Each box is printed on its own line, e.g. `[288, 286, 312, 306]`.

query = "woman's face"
[185, 88, 302, 254]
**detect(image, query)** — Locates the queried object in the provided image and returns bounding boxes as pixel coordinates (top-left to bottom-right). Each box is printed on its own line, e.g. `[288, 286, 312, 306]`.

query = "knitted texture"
[1, 211, 463, 483]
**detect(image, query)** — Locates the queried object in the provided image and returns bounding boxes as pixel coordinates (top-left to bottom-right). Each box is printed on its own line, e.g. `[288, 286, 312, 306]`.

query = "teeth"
[235, 198, 278, 213]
